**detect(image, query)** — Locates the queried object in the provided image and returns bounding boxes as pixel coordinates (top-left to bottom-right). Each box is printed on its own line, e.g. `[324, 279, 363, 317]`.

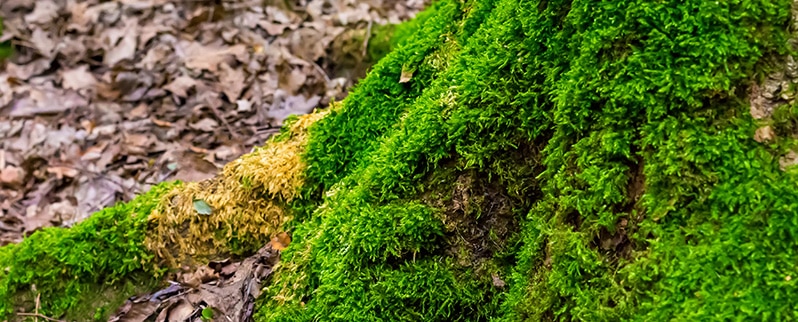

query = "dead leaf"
[30, 28, 56, 58]
[218, 63, 246, 101]
[162, 299, 194, 322]
[399, 66, 414, 83]
[183, 42, 248, 73]
[6, 60, 51, 80]
[104, 18, 139, 66]
[25, 0, 59, 25]
[0, 166, 23, 186]
[268, 231, 291, 251]
[190, 118, 219, 132]
[281, 68, 307, 95]
[174, 151, 218, 182]
[492, 273, 506, 288]
[267, 91, 320, 125]
[754, 125, 775, 143]
[65, 0, 96, 33]
[23, 205, 55, 233]
[163, 76, 198, 98]
[129, 104, 148, 119]
[46, 166, 79, 179]
[61, 65, 98, 91]
[81, 143, 107, 162]
[10, 87, 88, 117]
[180, 265, 219, 288]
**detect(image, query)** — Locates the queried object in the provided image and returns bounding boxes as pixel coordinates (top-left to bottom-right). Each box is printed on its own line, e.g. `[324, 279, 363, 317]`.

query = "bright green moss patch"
[259, 0, 798, 320]
[0, 182, 177, 319]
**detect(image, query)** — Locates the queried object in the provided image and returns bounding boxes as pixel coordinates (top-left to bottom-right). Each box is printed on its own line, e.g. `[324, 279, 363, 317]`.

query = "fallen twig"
[362, 20, 374, 58]
[16, 313, 66, 322]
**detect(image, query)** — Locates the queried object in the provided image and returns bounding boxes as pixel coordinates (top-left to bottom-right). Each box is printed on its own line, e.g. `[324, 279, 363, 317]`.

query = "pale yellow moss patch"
[144, 110, 329, 267]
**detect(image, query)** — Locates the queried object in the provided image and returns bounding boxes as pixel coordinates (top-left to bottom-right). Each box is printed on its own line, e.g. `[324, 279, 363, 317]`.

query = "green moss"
[5, 0, 797, 319]
[260, 0, 798, 320]
[0, 18, 12, 60]
[0, 182, 178, 319]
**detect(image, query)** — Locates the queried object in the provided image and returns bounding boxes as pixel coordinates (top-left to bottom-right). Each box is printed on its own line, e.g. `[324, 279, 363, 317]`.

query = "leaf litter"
[0, 0, 427, 246]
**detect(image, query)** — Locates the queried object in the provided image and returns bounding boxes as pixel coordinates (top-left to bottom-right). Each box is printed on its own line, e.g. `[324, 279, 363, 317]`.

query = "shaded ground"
[0, 0, 425, 245]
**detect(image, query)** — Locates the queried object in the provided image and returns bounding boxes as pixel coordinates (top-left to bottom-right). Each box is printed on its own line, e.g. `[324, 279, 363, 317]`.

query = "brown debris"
[110, 242, 282, 322]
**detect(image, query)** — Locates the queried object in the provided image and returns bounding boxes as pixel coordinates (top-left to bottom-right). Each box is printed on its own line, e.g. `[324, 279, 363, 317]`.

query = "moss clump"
[0, 182, 177, 319]
[145, 111, 327, 266]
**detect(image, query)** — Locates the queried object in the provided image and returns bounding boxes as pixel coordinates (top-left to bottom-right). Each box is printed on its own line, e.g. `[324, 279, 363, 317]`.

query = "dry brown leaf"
[180, 266, 219, 288]
[125, 133, 152, 149]
[65, 0, 96, 33]
[163, 76, 198, 98]
[46, 166, 79, 179]
[104, 18, 139, 66]
[0, 75, 13, 108]
[10, 87, 88, 117]
[190, 118, 219, 132]
[754, 125, 775, 143]
[139, 44, 173, 70]
[30, 28, 56, 58]
[24, 0, 59, 25]
[1, 0, 32, 12]
[183, 42, 248, 73]
[129, 103, 148, 119]
[161, 299, 194, 322]
[61, 65, 98, 91]
[173, 151, 218, 183]
[282, 68, 307, 95]
[81, 143, 107, 162]
[268, 231, 291, 251]
[0, 166, 23, 186]
[218, 63, 246, 101]
[6, 59, 51, 80]
[400, 67, 414, 83]
[23, 206, 55, 233]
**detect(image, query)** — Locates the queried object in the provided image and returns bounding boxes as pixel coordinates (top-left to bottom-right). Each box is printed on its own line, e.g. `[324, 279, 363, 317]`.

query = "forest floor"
[0, 0, 424, 245]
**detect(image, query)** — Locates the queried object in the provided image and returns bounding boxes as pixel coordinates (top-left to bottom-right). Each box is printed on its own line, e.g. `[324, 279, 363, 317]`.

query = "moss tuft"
[0, 182, 177, 319]
[145, 111, 327, 266]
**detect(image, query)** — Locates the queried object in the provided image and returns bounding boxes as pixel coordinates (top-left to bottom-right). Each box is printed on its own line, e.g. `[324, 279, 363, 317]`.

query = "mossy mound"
[4, 0, 798, 320]
[261, 0, 798, 320]
[0, 182, 176, 318]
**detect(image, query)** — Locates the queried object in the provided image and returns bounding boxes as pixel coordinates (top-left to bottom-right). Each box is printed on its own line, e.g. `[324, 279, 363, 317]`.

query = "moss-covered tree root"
[5, 0, 798, 321]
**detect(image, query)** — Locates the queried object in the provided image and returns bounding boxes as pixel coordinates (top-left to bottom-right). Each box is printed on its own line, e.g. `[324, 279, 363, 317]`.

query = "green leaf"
[201, 307, 214, 320]
[193, 199, 213, 215]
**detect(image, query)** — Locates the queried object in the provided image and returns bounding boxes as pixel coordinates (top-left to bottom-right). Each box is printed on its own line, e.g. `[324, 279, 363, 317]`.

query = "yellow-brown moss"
[145, 111, 328, 267]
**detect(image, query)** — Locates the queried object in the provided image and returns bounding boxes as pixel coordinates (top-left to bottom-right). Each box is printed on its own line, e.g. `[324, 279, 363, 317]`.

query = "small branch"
[16, 313, 66, 322]
[362, 20, 374, 58]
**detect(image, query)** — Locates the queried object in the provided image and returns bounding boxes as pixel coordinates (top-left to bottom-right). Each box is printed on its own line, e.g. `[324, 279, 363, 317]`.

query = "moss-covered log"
[4, 0, 798, 320]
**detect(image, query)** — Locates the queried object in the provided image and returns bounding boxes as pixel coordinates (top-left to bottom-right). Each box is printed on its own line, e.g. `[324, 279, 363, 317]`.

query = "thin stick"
[362, 20, 374, 58]
[16, 313, 66, 322]
[35, 293, 40, 322]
